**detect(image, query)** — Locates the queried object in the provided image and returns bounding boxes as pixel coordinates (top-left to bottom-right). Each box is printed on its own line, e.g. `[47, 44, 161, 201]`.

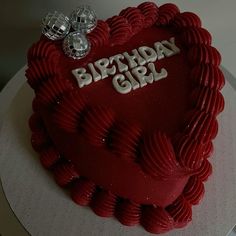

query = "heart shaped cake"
[26, 2, 225, 234]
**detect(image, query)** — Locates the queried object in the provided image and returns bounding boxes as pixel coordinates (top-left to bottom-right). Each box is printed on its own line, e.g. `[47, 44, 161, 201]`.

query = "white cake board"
[0, 68, 236, 236]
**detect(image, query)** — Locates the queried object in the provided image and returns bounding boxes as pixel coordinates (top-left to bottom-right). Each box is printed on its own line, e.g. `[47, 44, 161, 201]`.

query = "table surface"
[1, 1, 236, 235]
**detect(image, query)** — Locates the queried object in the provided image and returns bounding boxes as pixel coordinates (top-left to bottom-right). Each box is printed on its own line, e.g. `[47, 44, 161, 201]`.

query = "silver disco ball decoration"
[42, 11, 71, 40]
[63, 31, 91, 59]
[70, 5, 97, 33]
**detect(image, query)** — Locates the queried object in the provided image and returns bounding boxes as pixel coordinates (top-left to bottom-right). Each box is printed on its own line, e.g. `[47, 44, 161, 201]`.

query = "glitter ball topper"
[63, 31, 91, 59]
[42, 11, 71, 40]
[70, 5, 97, 33]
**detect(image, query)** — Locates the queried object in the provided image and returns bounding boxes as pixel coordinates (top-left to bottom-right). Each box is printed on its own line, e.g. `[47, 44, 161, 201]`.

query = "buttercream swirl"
[29, 113, 44, 132]
[27, 39, 59, 62]
[138, 2, 159, 28]
[141, 206, 174, 234]
[184, 110, 218, 144]
[191, 86, 225, 116]
[140, 131, 179, 179]
[53, 162, 79, 187]
[31, 130, 51, 152]
[172, 12, 202, 30]
[32, 97, 41, 112]
[54, 91, 86, 133]
[119, 7, 145, 35]
[157, 3, 180, 26]
[190, 64, 225, 90]
[71, 179, 96, 206]
[87, 20, 110, 48]
[115, 200, 141, 226]
[110, 122, 142, 161]
[181, 28, 212, 46]
[202, 142, 213, 158]
[174, 134, 204, 170]
[183, 177, 205, 205]
[196, 159, 212, 182]
[91, 190, 117, 217]
[188, 45, 222, 66]
[83, 106, 115, 146]
[36, 76, 73, 106]
[106, 16, 132, 46]
[26, 58, 56, 90]
[166, 195, 192, 228]
[39, 147, 61, 169]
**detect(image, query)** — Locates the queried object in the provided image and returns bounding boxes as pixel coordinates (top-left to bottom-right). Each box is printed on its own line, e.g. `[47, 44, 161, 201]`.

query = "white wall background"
[1, 0, 236, 89]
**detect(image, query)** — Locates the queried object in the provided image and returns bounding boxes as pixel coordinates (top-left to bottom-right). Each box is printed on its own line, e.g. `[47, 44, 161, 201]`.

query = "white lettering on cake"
[72, 68, 92, 88]
[112, 74, 132, 94]
[125, 71, 140, 90]
[88, 63, 101, 82]
[148, 63, 168, 81]
[138, 46, 157, 63]
[112, 63, 168, 94]
[132, 66, 154, 87]
[94, 58, 116, 79]
[71, 37, 180, 94]
[123, 49, 146, 69]
[162, 37, 180, 56]
[109, 54, 128, 73]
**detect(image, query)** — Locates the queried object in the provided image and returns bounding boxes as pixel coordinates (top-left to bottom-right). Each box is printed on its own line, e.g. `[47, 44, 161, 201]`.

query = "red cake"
[26, 2, 225, 234]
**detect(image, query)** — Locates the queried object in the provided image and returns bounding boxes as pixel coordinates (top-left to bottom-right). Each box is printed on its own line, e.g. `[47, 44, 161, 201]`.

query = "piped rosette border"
[26, 2, 224, 234]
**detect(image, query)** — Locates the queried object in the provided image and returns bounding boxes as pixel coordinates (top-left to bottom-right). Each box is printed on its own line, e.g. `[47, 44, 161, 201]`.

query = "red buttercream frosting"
[53, 90, 86, 132]
[91, 190, 117, 217]
[53, 162, 79, 187]
[188, 45, 222, 66]
[29, 112, 44, 132]
[39, 147, 61, 169]
[119, 7, 145, 35]
[184, 109, 218, 143]
[110, 122, 142, 161]
[116, 200, 141, 226]
[203, 141, 214, 158]
[174, 134, 205, 170]
[183, 176, 205, 205]
[157, 3, 180, 25]
[71, 178, 96, 206]
[31, 130, 51, 152]
[166, 195, 192, 228]
[87, 20, 110, 48]
[142, 205, 174, 234]
[181, 27, 212, 46]
[138, 2, 159, 28]
[26, 2, 224, 234]
[191, 86, 225, 115]
[140, 131, 181, 179]
[107, 16, 132, 46]
[36, 75, 73, 105]
[172, 12, 202, 30]
[190, 64, 225, 90]
[26, 59, 56, 90]
[27, 40, 59, 61]
[196, 159, 213, 182]
[83, 106, 115, 146]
